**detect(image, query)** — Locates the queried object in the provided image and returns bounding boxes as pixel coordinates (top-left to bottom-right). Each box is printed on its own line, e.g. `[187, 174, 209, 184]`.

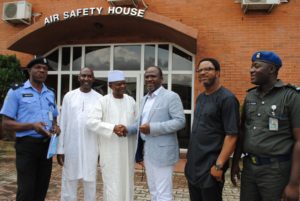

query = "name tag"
[22, 93, 33, 97]
[269, 117, 278, 131]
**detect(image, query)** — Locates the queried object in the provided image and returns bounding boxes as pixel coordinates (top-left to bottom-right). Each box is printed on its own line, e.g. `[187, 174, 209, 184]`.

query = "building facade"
[1, 0, 300, 148]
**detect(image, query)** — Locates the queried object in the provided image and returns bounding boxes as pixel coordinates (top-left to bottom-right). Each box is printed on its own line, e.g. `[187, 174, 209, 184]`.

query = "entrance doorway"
[45, 43, 194, 149]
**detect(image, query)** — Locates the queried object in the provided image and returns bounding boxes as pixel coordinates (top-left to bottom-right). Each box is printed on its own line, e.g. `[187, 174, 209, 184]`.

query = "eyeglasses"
[195, 67, 215, 73]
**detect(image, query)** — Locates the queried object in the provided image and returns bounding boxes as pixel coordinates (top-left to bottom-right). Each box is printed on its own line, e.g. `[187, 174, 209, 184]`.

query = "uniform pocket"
[20, 97, 38, 112]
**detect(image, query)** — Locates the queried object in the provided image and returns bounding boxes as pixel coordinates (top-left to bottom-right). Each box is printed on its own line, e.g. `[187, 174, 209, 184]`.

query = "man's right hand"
[57, 154, 65, 166]
[113, 124, 128, 137]
[32, 122, 51, 137]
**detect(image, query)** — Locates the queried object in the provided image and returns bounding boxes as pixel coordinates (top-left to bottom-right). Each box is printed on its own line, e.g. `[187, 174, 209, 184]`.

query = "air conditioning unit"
[108, 0, 138, 7]
[242, 0, 280, 13]
[2, 1, 32, 25]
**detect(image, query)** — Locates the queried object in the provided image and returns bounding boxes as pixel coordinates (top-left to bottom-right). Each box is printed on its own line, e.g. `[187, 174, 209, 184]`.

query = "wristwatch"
[215, 163, 223, 171]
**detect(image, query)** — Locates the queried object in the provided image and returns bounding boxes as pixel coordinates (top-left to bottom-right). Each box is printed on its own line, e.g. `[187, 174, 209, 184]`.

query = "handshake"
[113, 124, 128, 137]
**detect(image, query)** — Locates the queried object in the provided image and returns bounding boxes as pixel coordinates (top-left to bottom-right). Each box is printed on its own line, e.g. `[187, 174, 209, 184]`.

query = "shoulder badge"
[286, 84, 300, 92]
[247, 86, 257, 92]
[11, 83, 24, 90]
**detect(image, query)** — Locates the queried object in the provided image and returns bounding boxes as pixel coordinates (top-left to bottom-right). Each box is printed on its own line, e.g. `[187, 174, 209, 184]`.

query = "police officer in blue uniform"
[0, 56, 60, 201]
[231, 51, 300, 201]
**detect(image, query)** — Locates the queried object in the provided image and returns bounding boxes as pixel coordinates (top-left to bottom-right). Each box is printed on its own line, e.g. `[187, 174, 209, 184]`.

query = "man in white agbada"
[57, 67, 102, 201]
[87, 70, 137, 201]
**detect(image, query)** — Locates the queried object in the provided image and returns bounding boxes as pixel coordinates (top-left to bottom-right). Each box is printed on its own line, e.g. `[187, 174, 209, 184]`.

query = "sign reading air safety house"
[44, 6, 146, 25]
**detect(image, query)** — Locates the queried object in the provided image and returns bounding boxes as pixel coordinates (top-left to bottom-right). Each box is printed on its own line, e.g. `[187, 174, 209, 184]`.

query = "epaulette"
[11, 83, 24, 90]
[286, 84, 300, 92]
[247, 86, 257, 92]
[48, 87, 56, 94]
[47, 86, 57, 102]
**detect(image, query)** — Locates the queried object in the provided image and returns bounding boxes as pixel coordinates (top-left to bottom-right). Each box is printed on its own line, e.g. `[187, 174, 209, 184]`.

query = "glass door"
[124, 74, 141, 111]
[96, 73, 141, 111]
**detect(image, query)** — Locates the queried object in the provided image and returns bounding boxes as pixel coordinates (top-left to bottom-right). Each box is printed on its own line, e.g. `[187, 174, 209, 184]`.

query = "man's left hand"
[139, 123, 150, 134]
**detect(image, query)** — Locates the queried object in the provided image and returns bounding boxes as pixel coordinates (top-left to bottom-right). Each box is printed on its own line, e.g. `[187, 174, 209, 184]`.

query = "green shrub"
[0, 55, 26, 108]
[0, 55, 26, 140]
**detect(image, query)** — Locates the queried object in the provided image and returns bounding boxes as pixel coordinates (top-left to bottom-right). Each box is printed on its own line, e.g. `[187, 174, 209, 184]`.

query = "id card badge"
[269, 117, 278, 131]
[48, 111, 53, 121]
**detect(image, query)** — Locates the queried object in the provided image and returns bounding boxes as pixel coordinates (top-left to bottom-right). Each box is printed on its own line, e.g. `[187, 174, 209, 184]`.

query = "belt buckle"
[250, 156, 258, 165]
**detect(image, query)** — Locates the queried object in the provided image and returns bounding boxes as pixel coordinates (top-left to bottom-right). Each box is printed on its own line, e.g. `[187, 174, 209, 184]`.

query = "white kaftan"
[57, 88, 102, 182]
[87, 94, 137, 201]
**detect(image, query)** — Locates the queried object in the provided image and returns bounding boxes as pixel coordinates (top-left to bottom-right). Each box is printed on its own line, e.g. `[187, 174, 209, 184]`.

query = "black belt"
[246, 153, 291, 166]
[16, 136, 50, 143]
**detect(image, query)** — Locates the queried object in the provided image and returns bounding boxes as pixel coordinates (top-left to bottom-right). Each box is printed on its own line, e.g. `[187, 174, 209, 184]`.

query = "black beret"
[27, 56, 49, 68]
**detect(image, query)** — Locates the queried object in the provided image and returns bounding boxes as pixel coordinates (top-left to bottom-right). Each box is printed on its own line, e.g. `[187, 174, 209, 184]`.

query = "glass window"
[144, 45, 155, 69]
[123, 77, 137, 100]
[163, 74, 168, 89]
[72, 76, 107, 96]
[114, 45, 141, 71]
[72, 75, 80, 90]
[85, 46, 110, 70]
[177, 114, 191, 149]
[158, 44, 169, 70]
[46, 49, 58, 71]
[45, 75, 58, 99]
[93, 77, 108, 96]
[72, 47, 82, 71]
[62, 47, 71, 71]
[61, 75, 70, 105]
[172, 47, 192, 71]
[172, 74, 192, 110]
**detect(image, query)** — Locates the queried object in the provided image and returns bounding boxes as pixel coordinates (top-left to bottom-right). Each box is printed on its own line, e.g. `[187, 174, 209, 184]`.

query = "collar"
[255, 79, 285, 96]
[248, 79, 285, 93]
[24, 80, 48, 93]
[147, 86, 163, 98]
[273, 79, 285, 88]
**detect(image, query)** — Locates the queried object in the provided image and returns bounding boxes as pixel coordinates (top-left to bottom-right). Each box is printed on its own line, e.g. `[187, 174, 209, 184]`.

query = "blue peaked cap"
[251, 51, 282, 68]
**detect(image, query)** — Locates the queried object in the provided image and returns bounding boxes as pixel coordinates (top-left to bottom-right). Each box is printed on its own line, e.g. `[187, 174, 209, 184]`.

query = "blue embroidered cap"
[251, 51, 282, 68]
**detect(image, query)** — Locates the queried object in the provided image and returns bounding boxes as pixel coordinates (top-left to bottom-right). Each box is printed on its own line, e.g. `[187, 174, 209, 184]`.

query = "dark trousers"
[15, 138, 52, 201]
[188, 181, 224, 201]
[240, 157, 291, 201]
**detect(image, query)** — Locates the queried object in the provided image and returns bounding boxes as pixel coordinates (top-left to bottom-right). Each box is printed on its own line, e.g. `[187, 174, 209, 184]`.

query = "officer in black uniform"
[0, 57, 60, 201]
[231, 51, 300, 201]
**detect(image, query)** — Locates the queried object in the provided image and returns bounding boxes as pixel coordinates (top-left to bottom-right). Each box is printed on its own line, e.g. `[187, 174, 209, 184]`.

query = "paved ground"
[0, 140, 240, 201]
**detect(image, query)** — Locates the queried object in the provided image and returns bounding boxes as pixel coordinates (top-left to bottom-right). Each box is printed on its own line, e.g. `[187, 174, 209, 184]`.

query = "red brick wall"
[0, 0, 299, 102]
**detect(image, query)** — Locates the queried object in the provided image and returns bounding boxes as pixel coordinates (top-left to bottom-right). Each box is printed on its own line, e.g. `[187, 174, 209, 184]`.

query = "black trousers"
[188, 181, 224, 201]
[15, 138, 52, 201]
